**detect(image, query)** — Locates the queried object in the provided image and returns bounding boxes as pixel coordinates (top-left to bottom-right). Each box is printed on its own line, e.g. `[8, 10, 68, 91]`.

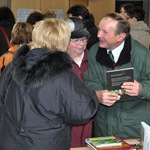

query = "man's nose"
[97, 30, 103, 38]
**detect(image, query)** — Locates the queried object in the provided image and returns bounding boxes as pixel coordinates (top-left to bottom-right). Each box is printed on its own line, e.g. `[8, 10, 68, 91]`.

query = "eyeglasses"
[70, 37, 88, 45]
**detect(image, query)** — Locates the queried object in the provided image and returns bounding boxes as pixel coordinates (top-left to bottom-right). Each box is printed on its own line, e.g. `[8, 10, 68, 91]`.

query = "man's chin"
[99, 43, 107, 48]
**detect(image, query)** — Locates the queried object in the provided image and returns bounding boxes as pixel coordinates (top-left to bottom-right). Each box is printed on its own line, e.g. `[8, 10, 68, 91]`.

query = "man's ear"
[117, 32, 126, 42]
[133, 17, 137, 23]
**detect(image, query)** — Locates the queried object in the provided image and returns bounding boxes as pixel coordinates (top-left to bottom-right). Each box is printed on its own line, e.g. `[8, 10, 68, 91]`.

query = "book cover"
[86, 136, 122, 148]
[85, 136, 135, 150]
[106, 67, 135, 102]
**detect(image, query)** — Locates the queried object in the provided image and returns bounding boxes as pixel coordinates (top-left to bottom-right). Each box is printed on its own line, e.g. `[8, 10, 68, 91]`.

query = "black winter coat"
[0, 45, 98, 150]
[86, 22, 99, 50]
[0, 19, 15, 56]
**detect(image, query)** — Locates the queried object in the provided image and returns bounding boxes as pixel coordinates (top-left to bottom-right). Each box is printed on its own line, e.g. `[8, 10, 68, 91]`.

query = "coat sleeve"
[62, 71, 99, 125]
[130, 40, 150, 100]
[137, 50, 150, 100]
[0, 63, 12, 113]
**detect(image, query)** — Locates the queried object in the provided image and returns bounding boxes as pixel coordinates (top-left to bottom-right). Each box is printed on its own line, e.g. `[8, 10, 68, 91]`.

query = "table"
[70, 147, 90, 150]
[70, 139, 141, 150]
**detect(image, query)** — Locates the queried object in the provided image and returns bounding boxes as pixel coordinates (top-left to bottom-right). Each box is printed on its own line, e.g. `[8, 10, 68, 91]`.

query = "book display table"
[70, 139, 141, 150]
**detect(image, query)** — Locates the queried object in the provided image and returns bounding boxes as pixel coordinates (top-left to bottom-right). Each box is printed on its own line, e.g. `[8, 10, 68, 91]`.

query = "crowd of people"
[0, 3, 150, 150]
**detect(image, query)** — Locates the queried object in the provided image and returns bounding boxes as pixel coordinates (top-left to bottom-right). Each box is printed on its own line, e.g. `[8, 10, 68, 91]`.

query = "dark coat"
[86, 23, 99, 50]
[0, 45, 98, 150]
[0, 19, 15, 56]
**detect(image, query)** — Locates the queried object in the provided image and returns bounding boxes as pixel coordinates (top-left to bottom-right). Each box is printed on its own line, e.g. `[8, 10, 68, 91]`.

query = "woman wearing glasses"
[66, 17, 93, 148]
[67, 5, 99, 50]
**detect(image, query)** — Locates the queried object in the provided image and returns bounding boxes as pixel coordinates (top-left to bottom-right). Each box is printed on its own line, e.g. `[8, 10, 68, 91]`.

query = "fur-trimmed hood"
[11, 44, 73, 87]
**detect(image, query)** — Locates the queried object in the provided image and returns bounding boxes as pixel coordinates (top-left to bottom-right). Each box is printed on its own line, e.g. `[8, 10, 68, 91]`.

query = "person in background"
[127, 6, 150, 49]
[44, 10, 57, 19]
[66, 17, 92, 147]
[0, 18, 98, 150]
[120, 3, 134, 19]
[0, 6, 15, 56]
[26, 10, 45, 26]
[84, 13, 150, 140]
[67, 4, 99, 50]
[0, 22, 33, 73]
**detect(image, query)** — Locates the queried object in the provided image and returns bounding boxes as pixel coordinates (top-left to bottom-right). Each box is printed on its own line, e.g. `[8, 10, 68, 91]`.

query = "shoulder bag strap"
[0, 26, 11, 48]
[0, 52, 7, 74]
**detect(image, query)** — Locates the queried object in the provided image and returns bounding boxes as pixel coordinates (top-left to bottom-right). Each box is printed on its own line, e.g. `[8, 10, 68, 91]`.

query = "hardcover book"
[125, 138, 141, 150]
[85, 136, 135, 150]
[106, 67, 135, 102]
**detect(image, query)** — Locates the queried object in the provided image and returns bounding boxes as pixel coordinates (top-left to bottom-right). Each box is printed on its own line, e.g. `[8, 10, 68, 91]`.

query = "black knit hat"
[66, 17, 89, 38]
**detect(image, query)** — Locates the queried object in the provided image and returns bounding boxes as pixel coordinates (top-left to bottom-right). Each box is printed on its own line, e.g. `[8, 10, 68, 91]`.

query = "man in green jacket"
[84, 12, 150, 139]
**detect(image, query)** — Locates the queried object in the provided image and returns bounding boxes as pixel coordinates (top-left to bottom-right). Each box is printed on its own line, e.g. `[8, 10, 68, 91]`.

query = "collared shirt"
[107, 41, 125, 63]
[74, 52, 84, 67]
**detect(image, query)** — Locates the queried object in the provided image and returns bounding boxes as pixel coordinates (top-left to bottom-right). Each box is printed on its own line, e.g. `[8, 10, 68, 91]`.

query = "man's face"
[97, 17, 121, 50]
[126, 17, 135, 25]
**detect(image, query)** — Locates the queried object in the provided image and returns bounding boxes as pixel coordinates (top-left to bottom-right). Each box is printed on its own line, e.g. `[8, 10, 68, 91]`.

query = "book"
[86, 136, 122, 148]
[106, 67, 135, 102]
[141, 122, 150, 150]
[85, 136, 135, 150]
[125, 139, 141, 150]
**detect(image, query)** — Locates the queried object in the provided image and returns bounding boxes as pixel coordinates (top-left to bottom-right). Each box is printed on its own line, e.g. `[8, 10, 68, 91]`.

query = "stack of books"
[85, 121, 150, 150]
[125, 139, 141, 150]
[85, 136, 136, 150]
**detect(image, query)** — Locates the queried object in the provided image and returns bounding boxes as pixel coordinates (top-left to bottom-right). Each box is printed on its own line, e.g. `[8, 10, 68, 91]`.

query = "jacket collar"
[82, 49, 88, 63]
[96, 35, 131, 69]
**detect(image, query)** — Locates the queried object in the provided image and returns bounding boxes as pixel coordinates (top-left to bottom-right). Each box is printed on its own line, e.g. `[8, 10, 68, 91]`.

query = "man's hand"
[96, 90, 118, 106]
[121, 80, 142, 96]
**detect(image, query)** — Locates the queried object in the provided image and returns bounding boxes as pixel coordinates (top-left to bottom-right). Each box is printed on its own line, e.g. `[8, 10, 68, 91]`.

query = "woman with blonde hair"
[0, 18, 98, 150]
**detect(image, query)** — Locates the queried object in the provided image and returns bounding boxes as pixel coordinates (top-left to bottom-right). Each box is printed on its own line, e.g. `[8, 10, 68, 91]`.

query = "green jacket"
[84, 35, 150, 139]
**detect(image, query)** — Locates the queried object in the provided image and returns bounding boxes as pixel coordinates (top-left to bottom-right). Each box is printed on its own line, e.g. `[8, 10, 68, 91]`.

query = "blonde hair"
[30, 18, 71, 52]
[44, 10, 57, 19]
